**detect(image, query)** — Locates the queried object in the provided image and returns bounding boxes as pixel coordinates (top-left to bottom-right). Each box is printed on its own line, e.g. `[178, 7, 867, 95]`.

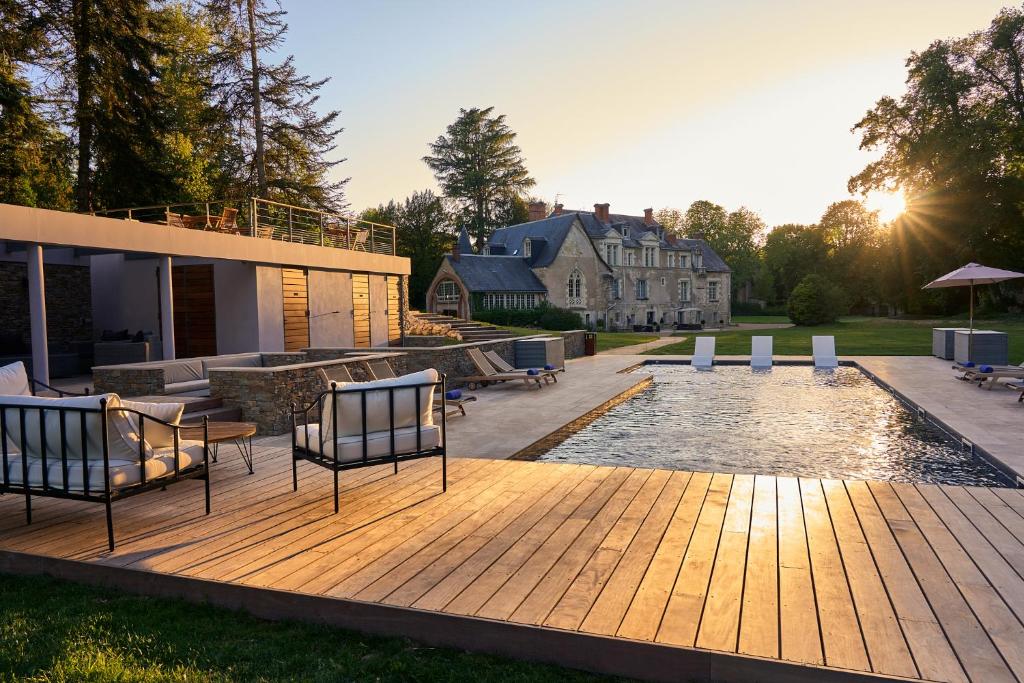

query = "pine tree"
[423, 107, 535, 250]
[204, 0, 347, 209]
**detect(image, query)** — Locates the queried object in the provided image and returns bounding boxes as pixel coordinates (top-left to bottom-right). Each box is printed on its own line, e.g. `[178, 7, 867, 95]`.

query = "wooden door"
[172, 265, 217, 358]
[282, 268, 309, 352]
[352, 273, 370, 348]
[386, 276, 402, 346]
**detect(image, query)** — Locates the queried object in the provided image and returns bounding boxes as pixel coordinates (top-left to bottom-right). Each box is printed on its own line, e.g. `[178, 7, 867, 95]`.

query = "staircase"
[413, 311, 515, 342]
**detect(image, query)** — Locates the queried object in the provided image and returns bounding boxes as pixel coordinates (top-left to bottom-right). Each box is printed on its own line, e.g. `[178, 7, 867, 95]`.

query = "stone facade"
[0, 261, 92, 353]
[93, 366, 166, 397]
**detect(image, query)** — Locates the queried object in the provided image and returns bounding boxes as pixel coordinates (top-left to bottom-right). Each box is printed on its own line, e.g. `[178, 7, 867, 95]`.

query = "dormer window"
[622, 227, 630, 239]
[523, 239, 532, 258]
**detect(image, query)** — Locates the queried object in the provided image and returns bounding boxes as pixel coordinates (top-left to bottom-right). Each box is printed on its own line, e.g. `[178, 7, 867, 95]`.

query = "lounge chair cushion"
[0, 361, 31, 396]
[322, 369, 437, 439]
[980, 365, 994, 373]
[294, 424, 441, 462]
[120, 400, 184, 448]
[3, 440, 205, 491]
[165, 379, 210, 394]
[1, 393, 146, 462]
[161, 360, 204, 385]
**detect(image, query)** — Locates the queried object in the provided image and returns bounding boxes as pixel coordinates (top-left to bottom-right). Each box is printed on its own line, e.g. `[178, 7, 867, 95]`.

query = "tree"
[683, 201, 763, 298]
[205, 0, 346, 209]
[787, 273, 847, 326]
[683, 200, 728, 241]
[362, 190, 457, 309]
[423, 106, 535, 250]
[819, 200, 884, 311]
[761, 224, 828, 302]
[654, 207, 683, 235]
[851, 5, 1024, 310]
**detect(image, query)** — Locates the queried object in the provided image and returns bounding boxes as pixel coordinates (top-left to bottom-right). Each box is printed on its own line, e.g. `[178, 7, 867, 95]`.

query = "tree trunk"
[73, 0, 92, 212]
[246, 0, 267, 198]
[474, 195, 486, 252]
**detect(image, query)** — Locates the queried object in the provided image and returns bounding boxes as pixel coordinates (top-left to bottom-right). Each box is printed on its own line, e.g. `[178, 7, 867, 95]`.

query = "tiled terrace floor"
[2, 442, 1024, 682]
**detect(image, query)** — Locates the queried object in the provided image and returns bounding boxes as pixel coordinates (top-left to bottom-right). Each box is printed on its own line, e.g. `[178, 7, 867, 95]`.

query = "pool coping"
[522, 358, 1022, 488]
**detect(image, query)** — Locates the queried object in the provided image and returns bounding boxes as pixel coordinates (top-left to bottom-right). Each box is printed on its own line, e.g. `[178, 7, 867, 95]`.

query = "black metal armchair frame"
[0, 397, 210, 551]
[291, 374, 447, 513]
[29, 378, 91, 397]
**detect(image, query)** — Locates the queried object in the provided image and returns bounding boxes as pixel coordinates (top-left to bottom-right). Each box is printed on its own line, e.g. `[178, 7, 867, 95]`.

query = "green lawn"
[0, 573, 615, 682]
[647, 317, 1024, 361]
[495, 326, 658, 352]
[731, 314, 792, 324]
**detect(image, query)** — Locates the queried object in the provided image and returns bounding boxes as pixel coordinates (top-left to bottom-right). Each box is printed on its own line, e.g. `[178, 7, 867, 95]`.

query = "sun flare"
[865, 190, 907, 222]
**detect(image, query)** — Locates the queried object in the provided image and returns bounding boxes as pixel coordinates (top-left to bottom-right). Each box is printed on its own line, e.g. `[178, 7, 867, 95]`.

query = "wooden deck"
[2, 441, 1024, 683]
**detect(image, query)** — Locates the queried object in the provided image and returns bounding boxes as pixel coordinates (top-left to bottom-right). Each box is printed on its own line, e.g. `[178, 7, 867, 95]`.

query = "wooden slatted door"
[386, 276, 402, 346]
[172, 265, 217, 358]
[282, 268, 310, 352]
[352, 273, 370, 348]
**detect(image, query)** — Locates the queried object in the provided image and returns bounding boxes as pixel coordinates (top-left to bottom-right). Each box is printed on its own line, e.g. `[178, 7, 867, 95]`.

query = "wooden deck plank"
[695, 473, 754, 653]
[966, 487, 1024, 550]
[939, 486, 1024, 580]
[799, 477, 869, 671]
[617, 471, 712, 642]
[775, 476, 823, 666]
[820, 479, 917, 679]
[540, 468, 674, 630]
[737, 474, 779, 660]
[991, 488, 1024, 518]
[575, 471, 692, 636]
[655, 471, 733, 647]
[395, 466, 599, 610]
[481, 468, 651, 622]
[893, 483, 1024, 680]
[868, 481, 1015, 683]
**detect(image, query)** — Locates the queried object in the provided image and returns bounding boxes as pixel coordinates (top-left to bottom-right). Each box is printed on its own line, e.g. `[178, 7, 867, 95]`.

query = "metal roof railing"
[88, 198, 397, 257]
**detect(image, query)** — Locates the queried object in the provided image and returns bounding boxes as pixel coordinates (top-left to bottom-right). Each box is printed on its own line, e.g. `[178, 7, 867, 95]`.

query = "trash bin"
[584, 332, 597, 356]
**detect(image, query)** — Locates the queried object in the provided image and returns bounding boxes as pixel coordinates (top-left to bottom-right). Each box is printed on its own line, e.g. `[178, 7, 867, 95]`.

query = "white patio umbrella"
[922, 262, 1024, 358]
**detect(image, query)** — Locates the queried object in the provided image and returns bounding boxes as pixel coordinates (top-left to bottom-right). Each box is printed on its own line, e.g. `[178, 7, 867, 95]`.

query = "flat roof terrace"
[2, 436, 1023, 682]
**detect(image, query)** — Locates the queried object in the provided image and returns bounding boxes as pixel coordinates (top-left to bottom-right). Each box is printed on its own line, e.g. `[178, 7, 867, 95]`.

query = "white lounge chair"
[691, 337, 715, 368]
[813, 335, 838, 368]
[751, 336, 773, 368]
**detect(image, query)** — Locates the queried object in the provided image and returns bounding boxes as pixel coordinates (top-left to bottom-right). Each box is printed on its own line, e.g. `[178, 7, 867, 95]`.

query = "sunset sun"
[865, 190, 907, 222]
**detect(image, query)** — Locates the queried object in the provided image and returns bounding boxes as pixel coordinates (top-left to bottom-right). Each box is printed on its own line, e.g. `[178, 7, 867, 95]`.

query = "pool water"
[538, 365, 1010, 486]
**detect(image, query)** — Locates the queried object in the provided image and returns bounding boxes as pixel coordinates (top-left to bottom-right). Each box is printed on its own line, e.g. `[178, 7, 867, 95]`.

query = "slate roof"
[486, 213, 578, 268]
[456, 226, 474, 255]
[444, 254, 547, 293]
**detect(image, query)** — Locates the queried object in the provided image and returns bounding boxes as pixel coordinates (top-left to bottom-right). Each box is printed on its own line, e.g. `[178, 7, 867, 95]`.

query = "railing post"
[205, 202, 211, 228]
[369, 224, 375, 253]
[319, 212, 324, 246]
[250, 198, 257, 237]
[165, 206, 170, 226]
[128, 209, 133, 221]
[392, 226, 396, 255]
[346, 220, 351, 250]
[288, 207, 293, 242]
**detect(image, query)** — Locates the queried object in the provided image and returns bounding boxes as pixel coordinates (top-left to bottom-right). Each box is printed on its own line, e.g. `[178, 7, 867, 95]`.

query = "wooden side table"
[181, 421, 257, 474]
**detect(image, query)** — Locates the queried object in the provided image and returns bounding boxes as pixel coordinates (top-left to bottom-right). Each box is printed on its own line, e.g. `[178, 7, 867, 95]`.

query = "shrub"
[536, 304, 583, 330]
[472, 301, 583, 330]
[787, 274, 847, 326]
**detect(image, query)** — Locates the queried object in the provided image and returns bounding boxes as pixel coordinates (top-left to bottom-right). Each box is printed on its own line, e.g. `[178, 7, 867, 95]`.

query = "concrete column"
[27, 244, 49, 386]
[159, 255, 175, 360]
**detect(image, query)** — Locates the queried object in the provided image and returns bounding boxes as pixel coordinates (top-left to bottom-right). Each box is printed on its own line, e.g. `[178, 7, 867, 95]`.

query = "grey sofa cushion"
[202, 354, 261, 376]
[162, 360, 204, 385]
[165, 379, 210, 394]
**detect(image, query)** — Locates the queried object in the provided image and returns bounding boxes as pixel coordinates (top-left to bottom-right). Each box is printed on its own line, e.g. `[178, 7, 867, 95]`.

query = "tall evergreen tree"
[204, 0, 346, 209]
[423, 106, 535, 250]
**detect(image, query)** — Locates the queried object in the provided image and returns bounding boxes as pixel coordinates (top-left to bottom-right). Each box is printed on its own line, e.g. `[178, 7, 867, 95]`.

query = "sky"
[284, 0, 1011, 227]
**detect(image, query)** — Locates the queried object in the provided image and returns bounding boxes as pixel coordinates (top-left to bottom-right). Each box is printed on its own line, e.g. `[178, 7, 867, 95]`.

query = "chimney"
[527, 201, 547, 222]
[451, 241, 460, 262]
[553, 203, 564, 216]
[643, 208, 655, 226]
[593, 203, 610, 223]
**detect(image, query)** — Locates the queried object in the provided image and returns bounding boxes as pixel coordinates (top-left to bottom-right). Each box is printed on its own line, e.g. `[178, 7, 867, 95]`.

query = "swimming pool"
[537, 364, 1010, 486]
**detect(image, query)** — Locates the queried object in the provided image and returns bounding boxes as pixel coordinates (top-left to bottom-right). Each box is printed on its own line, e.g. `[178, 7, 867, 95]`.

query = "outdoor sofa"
[1, 361, 210, 550]
[292, 368, 447, 512]
[96, 352, 263, 395]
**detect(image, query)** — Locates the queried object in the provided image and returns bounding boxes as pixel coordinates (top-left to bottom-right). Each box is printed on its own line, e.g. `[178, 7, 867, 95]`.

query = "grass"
[647, 316, 1024, 360]
[731, 314, 792, 324]
[494, 326, 658, 352]
[0, 573, 616, 683]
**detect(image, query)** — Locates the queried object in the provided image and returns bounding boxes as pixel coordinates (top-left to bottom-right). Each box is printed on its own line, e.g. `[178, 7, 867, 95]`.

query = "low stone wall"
[93, 365, 165, 397]
[561, 330, 586, 358]
[208, 355, 388, 435]
[403, 335, 448, 347]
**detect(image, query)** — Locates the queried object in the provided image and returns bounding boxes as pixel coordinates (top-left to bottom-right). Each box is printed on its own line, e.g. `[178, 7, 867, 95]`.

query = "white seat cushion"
[120, 400, 184, 448]
[294, 423, 441, 463]
[0, 361, 31, 396]
[3, 440, 205, 491]
[323, 369, 437, 438]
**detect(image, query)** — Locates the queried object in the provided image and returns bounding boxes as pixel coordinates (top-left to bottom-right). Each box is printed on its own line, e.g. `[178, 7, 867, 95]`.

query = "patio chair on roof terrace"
[691, 336, 715, 368]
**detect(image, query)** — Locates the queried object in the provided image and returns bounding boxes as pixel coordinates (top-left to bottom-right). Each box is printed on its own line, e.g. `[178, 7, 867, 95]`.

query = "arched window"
[435, 279, 460, 303]
[567, 269, 585, 307]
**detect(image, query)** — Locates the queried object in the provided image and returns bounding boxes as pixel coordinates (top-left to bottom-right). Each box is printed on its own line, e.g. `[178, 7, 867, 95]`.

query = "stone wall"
[0, 262, 92, 353]
[403, 335, 448, 347]
[560, 330, 586, 358]
[209, 355, 392, 434]
[93, 366, 165, 397]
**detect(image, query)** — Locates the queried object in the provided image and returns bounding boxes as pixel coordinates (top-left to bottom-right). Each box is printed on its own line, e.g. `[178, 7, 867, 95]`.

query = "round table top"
[180, 421, 257, 443]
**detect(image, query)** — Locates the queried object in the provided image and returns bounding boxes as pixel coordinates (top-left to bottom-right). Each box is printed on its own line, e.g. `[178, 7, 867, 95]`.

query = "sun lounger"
[691, 337, 715, 368]
[483, 349, 558, 383]
[317, 364, 354, 386]
[751, 336, 773, 368]
[364, 358, 398, 381]
[953, 361, 1024, 388]
[462, 348, 543, 389]
[812, 336, 838, 368]
[1006, 380, 1024, 402]
[436, 389, 477, 417]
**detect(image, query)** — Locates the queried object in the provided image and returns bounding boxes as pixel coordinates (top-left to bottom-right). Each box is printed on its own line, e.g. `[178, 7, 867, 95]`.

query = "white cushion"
[813, 336, 838, 368]
[294, 423, 441, 463]
[751, 336, 773, 368]
[1, 393, 143, 463]
[120, 400, 184, 448]
[322, 369, 437, 439]
[3, 440, 205, 491]
[0, 361, 31, 396]
[692, 337, 715, 367]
